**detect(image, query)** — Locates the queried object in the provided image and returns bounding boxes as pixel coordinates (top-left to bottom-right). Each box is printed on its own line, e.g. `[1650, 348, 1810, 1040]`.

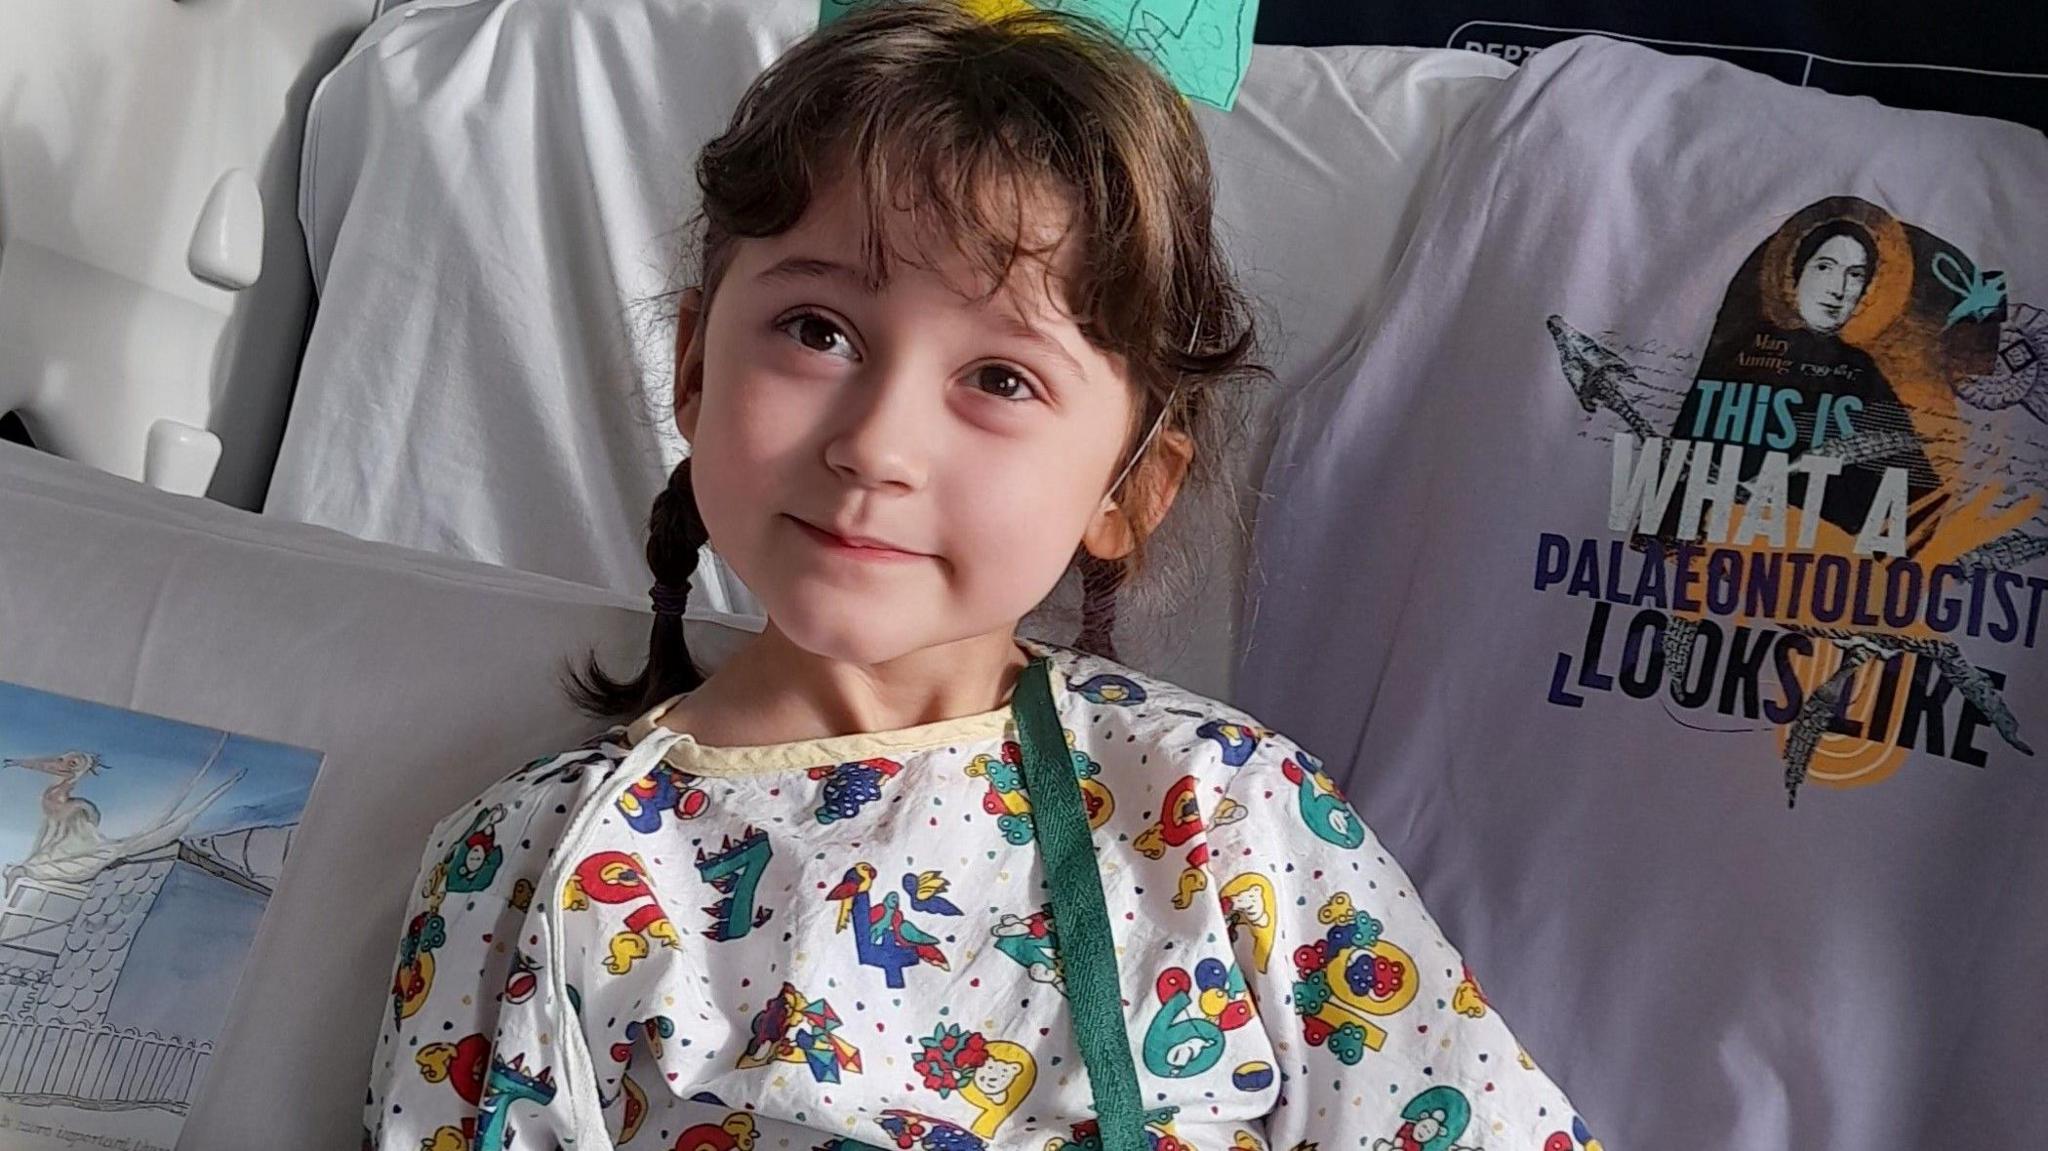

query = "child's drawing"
[0, 682, 322, 1151]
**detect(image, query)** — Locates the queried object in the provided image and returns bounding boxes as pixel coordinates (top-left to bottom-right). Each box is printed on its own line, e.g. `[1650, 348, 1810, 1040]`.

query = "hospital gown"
[365, 635, 1596, 1151]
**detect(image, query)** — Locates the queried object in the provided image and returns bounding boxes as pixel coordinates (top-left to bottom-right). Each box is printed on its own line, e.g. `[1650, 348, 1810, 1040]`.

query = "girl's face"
[675, 175, 1185, 668]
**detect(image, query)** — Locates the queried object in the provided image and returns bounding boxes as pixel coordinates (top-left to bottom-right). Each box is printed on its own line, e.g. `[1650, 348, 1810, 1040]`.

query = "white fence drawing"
[0, 1019, 211, 1112]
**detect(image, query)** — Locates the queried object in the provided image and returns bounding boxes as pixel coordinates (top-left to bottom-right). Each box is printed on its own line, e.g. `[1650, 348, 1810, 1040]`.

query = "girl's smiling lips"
[787, 515, 929, 560]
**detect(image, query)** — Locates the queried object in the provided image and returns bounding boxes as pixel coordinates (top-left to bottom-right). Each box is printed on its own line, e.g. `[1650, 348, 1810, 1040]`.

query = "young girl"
[366, 4, 1596, 1150]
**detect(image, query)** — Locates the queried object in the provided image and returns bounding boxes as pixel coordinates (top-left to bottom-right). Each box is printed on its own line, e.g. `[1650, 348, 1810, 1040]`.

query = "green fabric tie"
[1013, 654, 1147, 1151]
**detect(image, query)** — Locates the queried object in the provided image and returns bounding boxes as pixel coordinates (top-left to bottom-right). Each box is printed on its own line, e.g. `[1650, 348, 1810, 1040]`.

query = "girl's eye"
[777, 312, 856, 358]
[972, 363, 1039, 403]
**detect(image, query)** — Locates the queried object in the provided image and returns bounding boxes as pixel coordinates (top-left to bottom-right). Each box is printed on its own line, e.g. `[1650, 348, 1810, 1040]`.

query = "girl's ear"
[1081, 427, 1194, 561]
[674, 286, 707, 442]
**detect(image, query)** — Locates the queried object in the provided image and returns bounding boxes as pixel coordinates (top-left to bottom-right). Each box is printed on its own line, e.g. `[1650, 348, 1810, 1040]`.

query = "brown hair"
[568, 0, 1266, 720]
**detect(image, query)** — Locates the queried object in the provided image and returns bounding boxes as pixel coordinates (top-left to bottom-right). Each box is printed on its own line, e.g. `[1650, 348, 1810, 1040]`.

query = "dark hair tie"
[650, 581, 692, 617]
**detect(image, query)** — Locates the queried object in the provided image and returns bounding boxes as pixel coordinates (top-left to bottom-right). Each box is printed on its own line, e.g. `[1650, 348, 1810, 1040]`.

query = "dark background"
[1253, 1, 2048, 133]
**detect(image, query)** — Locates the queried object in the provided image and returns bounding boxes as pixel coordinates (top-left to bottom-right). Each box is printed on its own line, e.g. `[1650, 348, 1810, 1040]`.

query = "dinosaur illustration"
[1544, 315, 1659, 442]
[473, 1053, 557, 1151]
[695, 825, 774, 941]
[415, 1031, 491, 1150]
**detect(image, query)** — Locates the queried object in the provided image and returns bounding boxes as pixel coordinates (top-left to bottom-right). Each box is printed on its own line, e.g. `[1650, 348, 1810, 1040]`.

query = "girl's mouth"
[789, 516, 927, 561]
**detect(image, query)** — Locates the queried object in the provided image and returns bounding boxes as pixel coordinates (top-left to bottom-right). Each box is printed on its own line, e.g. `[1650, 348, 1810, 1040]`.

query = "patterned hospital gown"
[365, 635, 1598, 1151]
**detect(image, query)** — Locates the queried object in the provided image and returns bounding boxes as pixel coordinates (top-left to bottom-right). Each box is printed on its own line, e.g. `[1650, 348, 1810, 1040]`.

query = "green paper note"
[819, 0, 1259, 110]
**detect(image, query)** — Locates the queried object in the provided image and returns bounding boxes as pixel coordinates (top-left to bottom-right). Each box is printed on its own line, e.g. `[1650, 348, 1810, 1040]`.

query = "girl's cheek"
[722, 373, 822, 447]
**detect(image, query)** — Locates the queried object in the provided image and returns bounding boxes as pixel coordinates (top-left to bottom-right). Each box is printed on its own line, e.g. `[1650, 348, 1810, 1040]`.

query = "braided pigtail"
[567, 456, 710, 718]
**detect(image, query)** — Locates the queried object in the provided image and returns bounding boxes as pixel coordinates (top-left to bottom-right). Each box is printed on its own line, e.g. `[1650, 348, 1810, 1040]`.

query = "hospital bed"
[0, 4, 1512, 1147]
[0, 0, 377, 510]
[15, 1, 2036, 1147]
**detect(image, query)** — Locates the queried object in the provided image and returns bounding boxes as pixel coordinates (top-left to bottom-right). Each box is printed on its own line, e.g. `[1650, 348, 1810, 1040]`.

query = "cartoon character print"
[1372, 1085, 1475, 1151]
[1217, 873, 1277, 973]
[1133, 774, 1246, 909]
[473, 1053, 557, 1151]
[414, 1032, 490, 1151]
[612, 1075, 651, 1145]
[1451, 964, 1490, 1019]
[695, 825, 774, 941]
[810, 757, 905, 823]
[441, 807, 507, 894]
[674, 1111, 759, 1151]
[911, 1025, 1039, 1137]
[503, 949, 539, 1005]
[966, 732, 1113, 845]
[560, 849, 681, 975]
[1141, 957, 1255, 1079]
[1196, 719, 1273, 767]
[616, 765, 708, 833]
[826, 864, 960, 988]
[519, 750, 598, 791]
[1070, 672, 1148, 705]
[1291, 893, 1419, 1063]
[392, 811, 515, 1022]
[959, 1040, 1036, 1137]
[1542, 1117, 1606, 1151]
[875, 1110, 985, 1151]
[594, 1014, 675, 1144]
[1040, 1106, 1189, 1151]
[392, 873, 449, 1022]
[991, 906, 1063, 992]
[1280, 748, 1366, 850]
[607, 1013, 676, 1065]
[737, 982, 863, 1084]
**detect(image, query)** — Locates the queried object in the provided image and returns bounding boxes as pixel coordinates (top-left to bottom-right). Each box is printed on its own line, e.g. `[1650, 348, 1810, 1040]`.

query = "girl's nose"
[822, 359, 933, 491]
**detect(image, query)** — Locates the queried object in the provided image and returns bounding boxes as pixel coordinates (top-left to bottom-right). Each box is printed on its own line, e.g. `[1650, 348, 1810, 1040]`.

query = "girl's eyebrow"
[756, 255, 872, 289]
[990, 307, 1086, 379]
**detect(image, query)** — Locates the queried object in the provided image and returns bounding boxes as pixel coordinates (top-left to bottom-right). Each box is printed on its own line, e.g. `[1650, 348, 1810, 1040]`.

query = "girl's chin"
[761, 598, 912, 650]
